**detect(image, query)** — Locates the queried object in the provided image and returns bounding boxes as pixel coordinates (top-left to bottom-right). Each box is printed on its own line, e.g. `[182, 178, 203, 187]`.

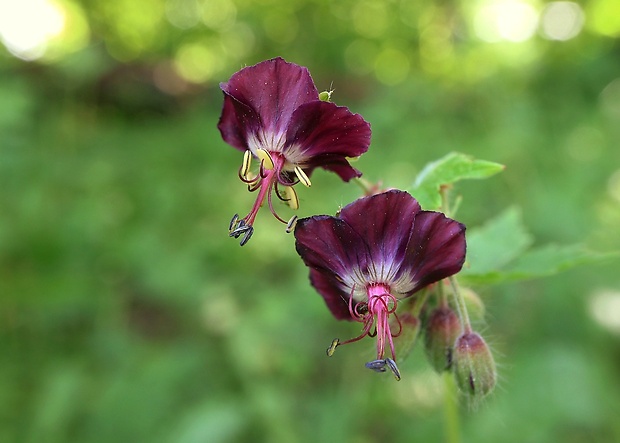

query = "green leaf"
[460, 208, 619, 285]
[411, 152, 505, 209]
[463, 207, 533, 276]
[461, 245, 618, 285]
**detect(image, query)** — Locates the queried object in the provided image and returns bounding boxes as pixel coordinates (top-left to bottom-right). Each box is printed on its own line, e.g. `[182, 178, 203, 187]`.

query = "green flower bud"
[423, 306, 461, 372]
[452, 331, 496, 397]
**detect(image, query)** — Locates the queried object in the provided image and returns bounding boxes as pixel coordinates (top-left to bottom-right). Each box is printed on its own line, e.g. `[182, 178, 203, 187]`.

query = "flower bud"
[452, 331, 496, 397]
[423, 306, 461, 372]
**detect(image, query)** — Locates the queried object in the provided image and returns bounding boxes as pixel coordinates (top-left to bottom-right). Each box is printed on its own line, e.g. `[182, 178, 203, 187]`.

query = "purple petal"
[339, 190, 422, 277]
[309, 268, 353, 321]
[219, 57, 319, 138]
[304, 158, 363, 182]
[399, 211, 466, 292]
[284, 101, 371, 179]
[294, 215, 372, 319]
[294, 215, 370, 279]
[217, 93, 261, 151]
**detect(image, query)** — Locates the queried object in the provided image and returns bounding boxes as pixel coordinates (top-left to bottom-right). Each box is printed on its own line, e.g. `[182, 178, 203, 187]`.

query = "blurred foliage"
[2, 0, 620, 443]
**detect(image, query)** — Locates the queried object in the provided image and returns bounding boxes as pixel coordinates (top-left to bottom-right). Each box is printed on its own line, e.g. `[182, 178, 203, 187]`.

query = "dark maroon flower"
[294, 190, 466, 378]
[218, 57, 372, 245]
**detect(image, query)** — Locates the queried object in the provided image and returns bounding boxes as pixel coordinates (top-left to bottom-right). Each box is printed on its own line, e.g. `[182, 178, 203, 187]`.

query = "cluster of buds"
[422, 286, 497, 398]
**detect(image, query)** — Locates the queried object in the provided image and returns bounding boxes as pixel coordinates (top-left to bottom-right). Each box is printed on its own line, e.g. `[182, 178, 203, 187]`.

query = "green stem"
[353, 177, 373, 194]
[443, 371, 461, 443]
[449, 276, 472, 334]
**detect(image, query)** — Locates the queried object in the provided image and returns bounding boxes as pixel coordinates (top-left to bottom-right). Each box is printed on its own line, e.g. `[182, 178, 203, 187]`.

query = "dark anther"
[229, 220, 247, 238]
[229, 214, 239, 232]
[364, 358, 401, 380]
[364, 359, 388, 373]
[239, 226, 253, 246]
[385, 358, 401, 381]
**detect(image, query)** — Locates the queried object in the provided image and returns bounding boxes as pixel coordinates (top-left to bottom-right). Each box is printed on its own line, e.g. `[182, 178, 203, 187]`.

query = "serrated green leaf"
[463, 207, 533, 275]
[460, 208, 619, 285]
[411, 152, 505, 209]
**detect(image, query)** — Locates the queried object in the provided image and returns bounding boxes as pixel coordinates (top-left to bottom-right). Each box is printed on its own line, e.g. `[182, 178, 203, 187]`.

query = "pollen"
[256, 148, 275, 170]
[294, 166, 312, 187]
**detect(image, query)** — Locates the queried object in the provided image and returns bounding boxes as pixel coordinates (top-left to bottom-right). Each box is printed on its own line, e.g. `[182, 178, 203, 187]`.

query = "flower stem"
[449, 276, 472, 334]
[443, 371, 462, 443]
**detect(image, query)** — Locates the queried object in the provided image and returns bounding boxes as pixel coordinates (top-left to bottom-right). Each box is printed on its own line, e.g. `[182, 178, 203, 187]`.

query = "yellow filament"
[256, 149, 274, 170]
[294, 166, 312, 187]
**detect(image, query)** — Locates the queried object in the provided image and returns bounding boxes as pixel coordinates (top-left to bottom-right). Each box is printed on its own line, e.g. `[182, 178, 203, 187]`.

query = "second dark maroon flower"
[294, 190, 467, 378]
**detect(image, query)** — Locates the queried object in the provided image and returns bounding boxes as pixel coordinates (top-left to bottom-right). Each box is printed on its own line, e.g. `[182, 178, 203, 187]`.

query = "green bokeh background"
[2, 1, 620, 442]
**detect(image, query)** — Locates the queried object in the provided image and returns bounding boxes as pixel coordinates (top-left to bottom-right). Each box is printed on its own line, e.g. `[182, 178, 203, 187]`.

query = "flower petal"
[309, 268, 353, 320]
[284, 101, 371, 180]
[294, 214, 374, 319]
[217, 93, 261, 151]
[305, 158, 363, 182]
[219, 57, 319, 138]
[294, 215, 370, 279]
[339, 190, 421, 282]
[399, 211, 466, 293]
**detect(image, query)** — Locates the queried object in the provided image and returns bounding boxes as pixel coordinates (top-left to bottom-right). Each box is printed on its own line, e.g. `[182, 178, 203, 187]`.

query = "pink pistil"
[240, 153, 289, 226]
[340, 283, 402, 361]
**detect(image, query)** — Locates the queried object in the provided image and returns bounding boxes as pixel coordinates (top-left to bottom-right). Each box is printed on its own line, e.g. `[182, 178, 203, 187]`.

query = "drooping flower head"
[218, 57, 371, 245]
[294, 190, 466, 379]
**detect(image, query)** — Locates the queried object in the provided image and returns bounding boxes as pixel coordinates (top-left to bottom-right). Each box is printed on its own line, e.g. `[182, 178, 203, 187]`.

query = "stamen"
[248, 179, 261, 192]
[385, 358, 401, 380]
[364, 358, 401, 380]
[294, 166, 312, 187]
[326, 338, 339, 357]
[365, 359, 387, 373]
[241, 150, 252, 178]
[286, 215, 298, 233]
[284, 186, 299, 210]
[239, 226, 253, 246]
[256, 149, 274, 170]
[229, 213, 239, 232]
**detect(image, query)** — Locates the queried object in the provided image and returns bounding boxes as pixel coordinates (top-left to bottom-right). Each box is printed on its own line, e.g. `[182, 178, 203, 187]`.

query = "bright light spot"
[165, 0, 201, 29]
[0, 0, 65, 60]
[475, 1, 539, 43]
[607, 169, 620, 203]
[588, 0, 620, 38]
[541, 2, 584, 41]
[202, 0, 237, 31]
[174, 41, 223, 84]
[589, 290, 620, 335]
